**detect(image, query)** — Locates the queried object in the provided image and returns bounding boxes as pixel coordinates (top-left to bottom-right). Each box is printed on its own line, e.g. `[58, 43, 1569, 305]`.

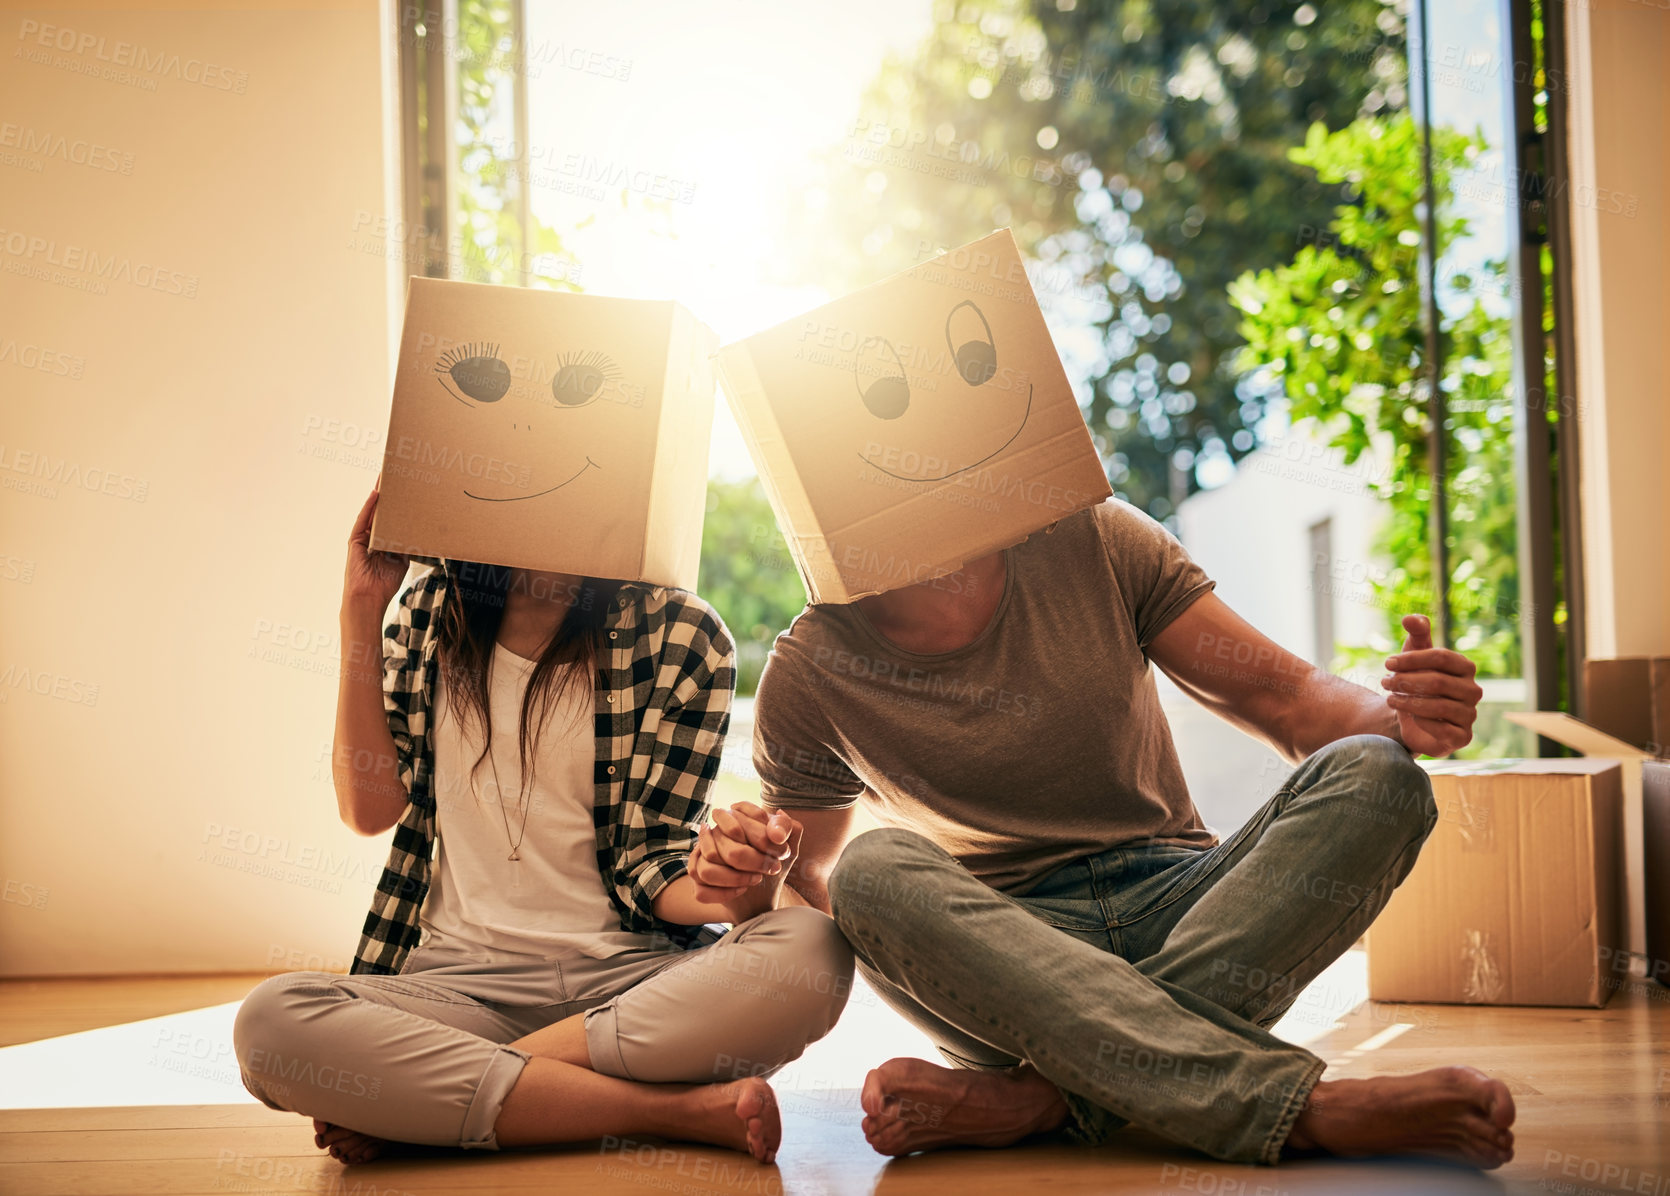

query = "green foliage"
[698, 479, 808, 695]
[1229, 114, 1520, 679]
[775, 0, 1407, 521]
[442, 0, 580, 289]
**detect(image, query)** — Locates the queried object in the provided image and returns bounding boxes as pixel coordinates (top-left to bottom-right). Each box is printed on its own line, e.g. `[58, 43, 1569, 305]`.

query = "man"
[688, 497, 1513, 1168]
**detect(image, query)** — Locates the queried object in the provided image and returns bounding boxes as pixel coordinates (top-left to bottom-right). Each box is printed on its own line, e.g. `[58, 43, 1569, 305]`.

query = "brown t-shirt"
[752, 498, 1220, 893]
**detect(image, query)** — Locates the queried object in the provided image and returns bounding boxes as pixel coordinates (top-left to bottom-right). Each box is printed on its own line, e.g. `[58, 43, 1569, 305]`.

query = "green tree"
[773, 0, 1407, 520]
[419, 0, 581, 289]
[1229, 114, 1519, 679]
[698, 479, 808, 694]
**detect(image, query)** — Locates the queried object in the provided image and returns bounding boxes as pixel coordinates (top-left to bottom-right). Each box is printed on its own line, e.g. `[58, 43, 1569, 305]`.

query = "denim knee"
[1317, 733, 1437, 840]
[827, 826, 943, 937]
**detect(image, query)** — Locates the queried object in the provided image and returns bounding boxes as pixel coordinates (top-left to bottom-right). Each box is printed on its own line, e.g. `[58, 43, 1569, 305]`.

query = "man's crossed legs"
[828, 734, 1516, 1167]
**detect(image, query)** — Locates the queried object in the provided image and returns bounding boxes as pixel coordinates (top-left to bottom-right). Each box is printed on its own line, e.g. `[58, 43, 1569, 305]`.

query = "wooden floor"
[0, 955, 1666, 1195]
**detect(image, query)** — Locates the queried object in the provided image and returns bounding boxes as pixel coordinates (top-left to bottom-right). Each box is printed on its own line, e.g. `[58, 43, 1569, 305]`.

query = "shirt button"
[607, 694, 615, 704]
[607, 765, 617, 775]
[609, 632, 617, 640]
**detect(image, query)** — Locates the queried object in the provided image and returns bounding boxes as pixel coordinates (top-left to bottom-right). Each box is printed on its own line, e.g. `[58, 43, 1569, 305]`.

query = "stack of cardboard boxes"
[1367, 657, 1670, 1007]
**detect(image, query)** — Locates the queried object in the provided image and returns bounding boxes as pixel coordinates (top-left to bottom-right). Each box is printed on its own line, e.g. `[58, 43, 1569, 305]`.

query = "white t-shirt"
[418, 642, 667, 960]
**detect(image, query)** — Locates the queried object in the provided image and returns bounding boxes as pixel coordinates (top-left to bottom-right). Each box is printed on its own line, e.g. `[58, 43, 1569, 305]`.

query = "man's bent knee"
[1313, 733, 1437, 839]
[827, 826, 945, 934]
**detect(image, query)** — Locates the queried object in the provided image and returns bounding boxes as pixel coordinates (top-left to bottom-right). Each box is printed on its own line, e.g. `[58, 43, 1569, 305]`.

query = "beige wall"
[1566, 0, 1670, 659]
[0, 3, 407, 974]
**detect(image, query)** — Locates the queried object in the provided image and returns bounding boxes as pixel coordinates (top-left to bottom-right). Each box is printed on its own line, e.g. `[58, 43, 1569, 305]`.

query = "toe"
[860, 1068, 888, 1117]
[1486, 1082, 1516, 1129]
[734, 1082, 764, 1123]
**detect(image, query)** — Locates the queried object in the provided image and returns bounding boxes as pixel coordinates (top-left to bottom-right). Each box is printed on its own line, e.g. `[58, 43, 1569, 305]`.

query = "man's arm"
[1147, 592, 1482, 761]
[770, 805, 857, 914]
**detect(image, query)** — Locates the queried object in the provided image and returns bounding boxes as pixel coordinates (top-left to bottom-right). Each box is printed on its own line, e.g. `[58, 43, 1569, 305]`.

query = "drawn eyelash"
[435, 342, 511, 405]
[551, 350, 621, 407]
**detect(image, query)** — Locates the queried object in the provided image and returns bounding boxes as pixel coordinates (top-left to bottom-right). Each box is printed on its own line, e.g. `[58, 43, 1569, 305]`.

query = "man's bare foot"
[313, 1118, 388, 1164]
[860, 1057, 1068, 1156]
[678, 1076, 782, 1164]
[1285, 1066, 1516, 1168]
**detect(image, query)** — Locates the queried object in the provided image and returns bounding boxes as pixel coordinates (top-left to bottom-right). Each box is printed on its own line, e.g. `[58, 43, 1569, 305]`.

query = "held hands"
[343, 484, 409, 616]
[1379, 614, 1484, 758]
[689, 801, 802, 920]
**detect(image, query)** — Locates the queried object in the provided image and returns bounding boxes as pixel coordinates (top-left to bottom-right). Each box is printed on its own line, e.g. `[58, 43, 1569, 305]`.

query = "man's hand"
[1380, 614, 1483, 758]
[689, 801, 802, 921]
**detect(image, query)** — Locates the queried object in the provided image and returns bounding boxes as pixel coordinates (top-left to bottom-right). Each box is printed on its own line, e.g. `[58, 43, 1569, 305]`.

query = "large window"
[1402, 0, 1580, 744]
[395, 1, 1583, 744]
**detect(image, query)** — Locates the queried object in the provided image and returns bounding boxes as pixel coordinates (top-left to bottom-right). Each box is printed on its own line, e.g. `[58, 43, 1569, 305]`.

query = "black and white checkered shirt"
[350, 564, 734, 975]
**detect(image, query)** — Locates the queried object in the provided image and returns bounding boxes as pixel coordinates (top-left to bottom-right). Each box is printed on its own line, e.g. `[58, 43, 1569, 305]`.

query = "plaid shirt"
[350, 564, 734, 975]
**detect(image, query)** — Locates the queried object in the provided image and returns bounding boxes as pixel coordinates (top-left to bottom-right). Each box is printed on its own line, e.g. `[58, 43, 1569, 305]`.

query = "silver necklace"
[469, 721, 532, 863]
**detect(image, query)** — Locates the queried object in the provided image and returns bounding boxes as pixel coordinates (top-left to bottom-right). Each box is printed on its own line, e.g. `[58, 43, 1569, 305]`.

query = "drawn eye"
[551, 351, 621, 407]
[853, 336, 910, 419]
[435, 342, 511, 405]
[945, 301, 997, 386]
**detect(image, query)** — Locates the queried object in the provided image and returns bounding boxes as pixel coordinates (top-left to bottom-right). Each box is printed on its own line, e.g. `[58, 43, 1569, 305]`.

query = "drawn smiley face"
[433, 341, 621, 501]
[851, 299, 1033, 482]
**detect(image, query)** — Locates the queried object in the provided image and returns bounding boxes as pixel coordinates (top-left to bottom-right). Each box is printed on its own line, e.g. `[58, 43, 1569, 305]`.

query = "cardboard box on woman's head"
[370, 278, 718, 589]
[716, 229, 1112, 604]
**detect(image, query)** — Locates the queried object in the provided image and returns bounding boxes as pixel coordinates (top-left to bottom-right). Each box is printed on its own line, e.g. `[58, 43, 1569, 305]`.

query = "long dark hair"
[435, 559, 620, 797]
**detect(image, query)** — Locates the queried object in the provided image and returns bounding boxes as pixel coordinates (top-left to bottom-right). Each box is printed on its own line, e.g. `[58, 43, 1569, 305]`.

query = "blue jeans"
[828, 733, 1438, 1165]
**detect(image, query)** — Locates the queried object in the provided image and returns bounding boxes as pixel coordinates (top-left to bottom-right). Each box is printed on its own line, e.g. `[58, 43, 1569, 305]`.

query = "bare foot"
[313, 1118, 388, 1164]
[1286, 1066, 1516, 1168]
[860, 1057, 1068, 1156]
[678, 1076, 782, 1164]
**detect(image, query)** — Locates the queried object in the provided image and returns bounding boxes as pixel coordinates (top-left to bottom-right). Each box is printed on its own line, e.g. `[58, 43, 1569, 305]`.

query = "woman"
[233, 487, 853, 1164]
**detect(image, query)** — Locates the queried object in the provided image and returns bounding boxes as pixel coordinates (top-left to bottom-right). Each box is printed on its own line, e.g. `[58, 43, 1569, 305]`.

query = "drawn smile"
[464, 457, 600, 502]
[856, 382, 1034, 482]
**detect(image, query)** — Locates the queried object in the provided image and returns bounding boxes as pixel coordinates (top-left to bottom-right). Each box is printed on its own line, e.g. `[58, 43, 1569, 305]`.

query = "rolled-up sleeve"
[617, 602, 734, 920]
[1092, 499, 1215, 648]
[753, 643, 865, 811]
[380, 566, 437, 793]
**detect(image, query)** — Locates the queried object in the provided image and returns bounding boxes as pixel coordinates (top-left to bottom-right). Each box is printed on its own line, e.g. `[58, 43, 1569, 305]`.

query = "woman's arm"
[611, 595, 738, 926]
[658, 803, 801, 925]
[333, 487, 411, 836]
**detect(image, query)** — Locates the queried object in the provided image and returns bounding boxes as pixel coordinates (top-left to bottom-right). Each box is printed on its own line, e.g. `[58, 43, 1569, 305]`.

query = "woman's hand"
[689, 801, 802, 921]
[342, 484, 409, 618]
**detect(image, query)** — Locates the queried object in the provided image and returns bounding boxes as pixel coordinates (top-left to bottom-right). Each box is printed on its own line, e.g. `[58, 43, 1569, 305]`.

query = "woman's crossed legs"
[233, 906, 852, 1164]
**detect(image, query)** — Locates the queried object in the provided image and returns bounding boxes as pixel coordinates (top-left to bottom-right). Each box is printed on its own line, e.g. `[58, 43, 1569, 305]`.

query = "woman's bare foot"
[677, 1076, 782, 1164]
[1286, 1066, 1516, 1168]
[313, 1118, 388, 1164]
[860, 1057, 1069, 1156]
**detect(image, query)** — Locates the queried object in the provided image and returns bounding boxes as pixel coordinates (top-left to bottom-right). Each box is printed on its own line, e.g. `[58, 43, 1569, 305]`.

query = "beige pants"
[232, 906, 853, 1149]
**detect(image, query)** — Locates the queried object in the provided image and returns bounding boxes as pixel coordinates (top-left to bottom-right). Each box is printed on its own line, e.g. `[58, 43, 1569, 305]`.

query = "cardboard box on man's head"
[370, 278, 718, 590]
[717, 229, 1112, 604]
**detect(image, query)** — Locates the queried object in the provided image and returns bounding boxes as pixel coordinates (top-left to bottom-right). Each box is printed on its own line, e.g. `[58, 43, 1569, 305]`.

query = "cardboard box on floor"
[1574, 658, 1670, 985]
[370, 277, 718, 589]
[1644, 760, 1670, 987]
[716, 229, 1112, 603]
[1508, 708, 1669, 985]
[1366, 757, 1624, 1007]
[1583, 657, 1670, 756]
